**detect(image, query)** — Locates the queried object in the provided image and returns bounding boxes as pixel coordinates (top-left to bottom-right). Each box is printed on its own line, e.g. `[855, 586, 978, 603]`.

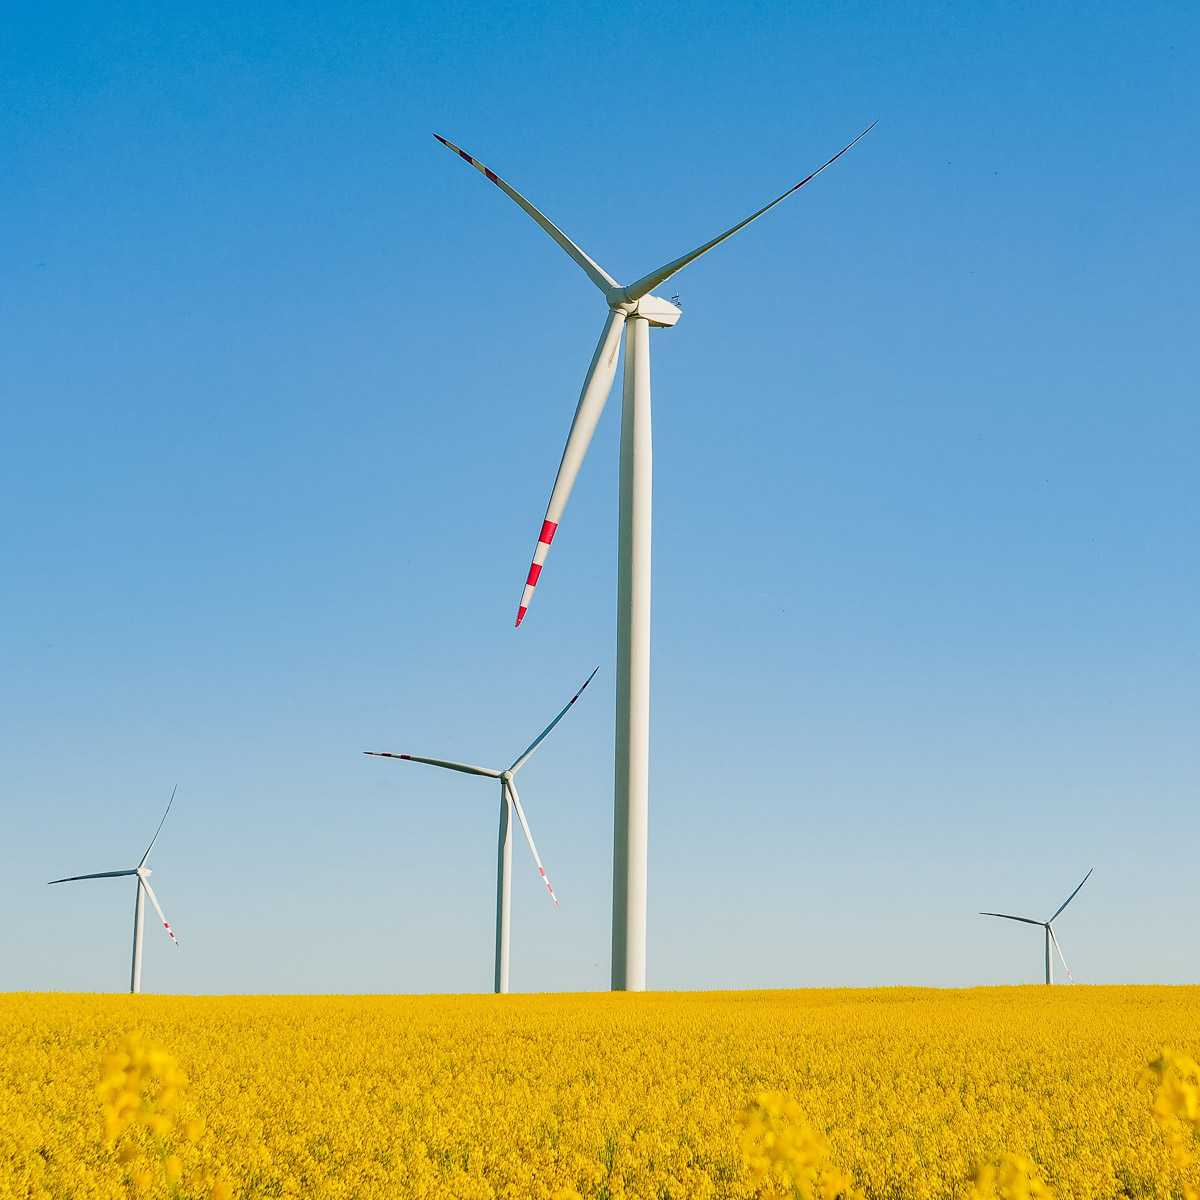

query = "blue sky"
[2, 1, 1196, 993]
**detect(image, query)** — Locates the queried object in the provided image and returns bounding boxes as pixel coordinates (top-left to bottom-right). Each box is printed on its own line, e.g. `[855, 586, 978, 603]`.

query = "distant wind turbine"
[48, 786, 181, 994]
[365, 668, 597, 993]
[980, 867, 1094, 984]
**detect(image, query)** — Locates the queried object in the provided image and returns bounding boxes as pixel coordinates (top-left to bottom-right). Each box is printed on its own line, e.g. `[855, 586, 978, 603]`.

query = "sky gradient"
[2, 1, 1197, 993]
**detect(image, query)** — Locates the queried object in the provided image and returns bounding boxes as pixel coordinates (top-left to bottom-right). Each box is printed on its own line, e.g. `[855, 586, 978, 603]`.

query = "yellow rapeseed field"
[2, 987, 1198, 1200]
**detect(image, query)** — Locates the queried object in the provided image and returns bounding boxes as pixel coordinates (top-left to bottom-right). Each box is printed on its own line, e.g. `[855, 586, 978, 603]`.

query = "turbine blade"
[433, 133, 618, 296]
[515, 310, 626, 626]
[620, 122, 876, 303]
[140, 877, 180, 946]
[1049, 866, 1094, 923]
[47, 869, 138, 884]
[979, 912, 1044, 926]
[505, 779, 558, 907]
[1049, 926, 1073, 981]
[363, 751, 501, 779]
[139, 784, 178, 868]
[510, 667, 599, 773]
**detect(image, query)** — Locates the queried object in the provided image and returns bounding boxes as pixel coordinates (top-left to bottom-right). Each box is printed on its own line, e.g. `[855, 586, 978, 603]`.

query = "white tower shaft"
[611, 315, 652, 991]
[1044, 925, 1052, 985]
[494, 784, 513, 994]
[130, 879, 145, 995]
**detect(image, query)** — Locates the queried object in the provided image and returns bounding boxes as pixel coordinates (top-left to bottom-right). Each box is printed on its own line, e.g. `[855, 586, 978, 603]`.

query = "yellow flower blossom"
[1145, 1047, 1200, 1199]
[965, 1154, 1055, 1200]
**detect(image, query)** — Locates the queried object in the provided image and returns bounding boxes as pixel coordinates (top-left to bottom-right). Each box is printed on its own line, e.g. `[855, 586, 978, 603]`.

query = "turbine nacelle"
[617, 294, 681, 329]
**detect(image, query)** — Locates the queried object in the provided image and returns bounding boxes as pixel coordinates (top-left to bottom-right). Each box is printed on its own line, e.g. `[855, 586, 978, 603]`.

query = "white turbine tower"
[980, 867, 1094, 984]
[433, 123, 875, 990]
[48, 787, 181, 994]
[365, 667, 597, 994]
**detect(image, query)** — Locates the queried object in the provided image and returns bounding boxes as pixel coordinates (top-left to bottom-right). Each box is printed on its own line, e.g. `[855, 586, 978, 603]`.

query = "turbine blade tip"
[515, 606, 527, 627]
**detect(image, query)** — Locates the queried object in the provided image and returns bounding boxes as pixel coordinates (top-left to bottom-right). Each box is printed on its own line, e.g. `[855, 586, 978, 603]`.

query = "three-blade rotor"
[365, 669, 598, 905]
[47, 787, 181, 947]
[979, 867, 1094, 981]
[432, 123, 875, 626]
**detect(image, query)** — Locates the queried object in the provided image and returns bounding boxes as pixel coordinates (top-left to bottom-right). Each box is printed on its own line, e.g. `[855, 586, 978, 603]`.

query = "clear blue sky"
[3, 1, 1196, 993]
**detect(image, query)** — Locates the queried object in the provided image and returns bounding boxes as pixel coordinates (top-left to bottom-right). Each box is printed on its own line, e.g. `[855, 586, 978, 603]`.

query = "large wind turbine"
[433, 123, 874, 990]
[48, 787, 181, 994]
[980, 867, 1094, 984]
[365, 668, 596, 994]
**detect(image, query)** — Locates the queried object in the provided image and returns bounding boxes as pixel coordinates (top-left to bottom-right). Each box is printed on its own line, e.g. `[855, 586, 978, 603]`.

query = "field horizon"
[7, 982, 1200, 998]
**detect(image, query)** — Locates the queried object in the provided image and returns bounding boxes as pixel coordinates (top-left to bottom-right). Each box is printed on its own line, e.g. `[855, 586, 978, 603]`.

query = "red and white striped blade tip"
[363, 751, 411, 759]
[432, 133, 499, 180]
[515, 520, 558, 628]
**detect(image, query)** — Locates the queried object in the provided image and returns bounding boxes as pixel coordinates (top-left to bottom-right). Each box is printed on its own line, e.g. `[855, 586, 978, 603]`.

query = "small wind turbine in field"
[48, 786, 181, 994]
[365, 668, 597, 994]
[433, 123, 875, 991]
[981, 867, 1094, 984]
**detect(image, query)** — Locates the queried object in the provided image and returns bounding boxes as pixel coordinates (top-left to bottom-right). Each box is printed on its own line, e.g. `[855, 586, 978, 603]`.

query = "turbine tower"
[980, 867, 1094, 984]
[48, 786, 181, 994]
[433, 124, 874, 990]
[365, 668, 596, 994]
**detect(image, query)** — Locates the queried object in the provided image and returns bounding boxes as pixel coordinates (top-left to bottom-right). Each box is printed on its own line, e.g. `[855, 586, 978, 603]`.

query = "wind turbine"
[48, 787, 181, 994]
[433, 123, 875, 990]
[365, 667, 597, 994]
[980, 867, 1094, 984]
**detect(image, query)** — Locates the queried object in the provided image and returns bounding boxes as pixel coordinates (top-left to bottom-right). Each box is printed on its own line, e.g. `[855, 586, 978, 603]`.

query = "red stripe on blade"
[515, 606, 527, 627]
[526, 563, 542, 586]
[539, 520, 558, 545]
